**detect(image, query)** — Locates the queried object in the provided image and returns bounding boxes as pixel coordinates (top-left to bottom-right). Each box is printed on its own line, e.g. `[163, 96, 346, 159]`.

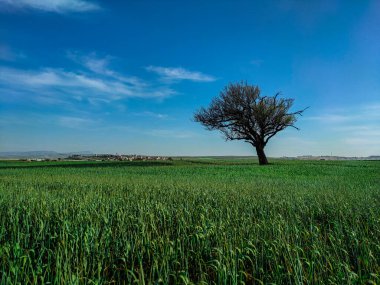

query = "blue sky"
[0, 0, 379, 156]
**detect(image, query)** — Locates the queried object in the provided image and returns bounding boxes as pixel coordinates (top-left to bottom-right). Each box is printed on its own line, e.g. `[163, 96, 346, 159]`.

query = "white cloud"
[0, 0, 100, 13]
[0, 66, 176, 103]
[68, 52, 110, 73]
[335, 125, 380, 136]
[304, 105, 380, 156]
[133, 111, 168, 119]
[306, 114, 356, 123]
[67, 52, 144, 86]
[306, 104, 380, 124]
[0, 112, 103, 130]
[362, 103, 380, 118]
[364, 103, 380, 111]
[0, 52, 218, 112]
[337, 124, 380, 151]
[146, 66, 216, 82]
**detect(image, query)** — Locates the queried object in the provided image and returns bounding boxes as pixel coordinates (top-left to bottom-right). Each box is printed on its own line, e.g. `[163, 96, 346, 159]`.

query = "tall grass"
[0, 159, 379, 284]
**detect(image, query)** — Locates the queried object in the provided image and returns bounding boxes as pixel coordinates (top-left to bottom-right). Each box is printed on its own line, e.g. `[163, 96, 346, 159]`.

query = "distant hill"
[0, 151, 93, 159]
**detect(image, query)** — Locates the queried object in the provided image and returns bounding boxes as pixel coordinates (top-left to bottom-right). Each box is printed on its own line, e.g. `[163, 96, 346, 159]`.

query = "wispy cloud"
[0, 111, 102, 130]
[306, 114, 356, 123]
[0, 0, 100, 13]
[67, 52, 144, 86]
[146, 66, 216, 82]
[0, 66, 176, 104]
[305, 104, 380, 155]
[133, 111, 169, 119]
[306, 103, 380, 124]
[334, 123, 380, 140]
[0, 52, 219, 115]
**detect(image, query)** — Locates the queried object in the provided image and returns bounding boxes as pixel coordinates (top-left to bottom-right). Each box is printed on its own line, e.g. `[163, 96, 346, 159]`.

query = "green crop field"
[0, 159, 379, 284]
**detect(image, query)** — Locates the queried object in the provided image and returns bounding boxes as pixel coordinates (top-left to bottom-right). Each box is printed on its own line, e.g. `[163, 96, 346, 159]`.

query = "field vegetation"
[0, 159, 379, 284]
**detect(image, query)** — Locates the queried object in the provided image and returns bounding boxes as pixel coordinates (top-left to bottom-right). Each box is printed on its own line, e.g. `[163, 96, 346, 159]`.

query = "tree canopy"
[194, 82, 307, 165]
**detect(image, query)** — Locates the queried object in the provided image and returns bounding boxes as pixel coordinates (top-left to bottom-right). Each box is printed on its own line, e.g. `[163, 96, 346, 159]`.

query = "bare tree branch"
[193, 82, 307, 165]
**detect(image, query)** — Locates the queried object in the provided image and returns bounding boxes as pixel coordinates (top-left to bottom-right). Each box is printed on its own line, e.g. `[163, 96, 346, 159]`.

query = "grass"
[0, 159, 379, 284]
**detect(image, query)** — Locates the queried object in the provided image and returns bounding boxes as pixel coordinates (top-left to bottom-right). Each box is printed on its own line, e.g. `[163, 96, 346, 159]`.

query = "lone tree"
[194, 82, 306, 165]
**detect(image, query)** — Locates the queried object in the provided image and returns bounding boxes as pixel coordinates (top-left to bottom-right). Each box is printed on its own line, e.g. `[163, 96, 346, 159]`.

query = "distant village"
[22, 154, 172, 162]
[17, 154, 380, 162]
[66, 154, 173, 162]
[1, 151, 379, 162]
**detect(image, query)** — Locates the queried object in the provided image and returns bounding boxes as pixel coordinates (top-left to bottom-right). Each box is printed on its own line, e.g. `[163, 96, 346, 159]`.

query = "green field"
[0, 159, 379, 284]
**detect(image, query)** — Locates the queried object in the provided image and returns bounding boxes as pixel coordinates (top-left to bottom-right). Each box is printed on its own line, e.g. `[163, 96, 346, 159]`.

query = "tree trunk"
[255, 145, 269, 165]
